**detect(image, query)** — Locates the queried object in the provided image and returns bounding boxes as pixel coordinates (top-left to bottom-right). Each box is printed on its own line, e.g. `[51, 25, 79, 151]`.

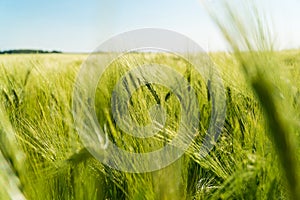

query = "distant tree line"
[0, 49, 62, 54]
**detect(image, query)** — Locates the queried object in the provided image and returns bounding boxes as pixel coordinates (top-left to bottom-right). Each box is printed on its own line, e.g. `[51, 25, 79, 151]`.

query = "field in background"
[0, 50, 299, 199]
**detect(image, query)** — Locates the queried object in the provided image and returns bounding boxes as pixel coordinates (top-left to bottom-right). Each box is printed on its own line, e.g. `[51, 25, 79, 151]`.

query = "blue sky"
[0, 0, 300, 52]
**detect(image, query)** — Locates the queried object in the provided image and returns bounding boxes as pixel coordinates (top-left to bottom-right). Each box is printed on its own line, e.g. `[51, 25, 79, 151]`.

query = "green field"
[0, 49, 299, 199]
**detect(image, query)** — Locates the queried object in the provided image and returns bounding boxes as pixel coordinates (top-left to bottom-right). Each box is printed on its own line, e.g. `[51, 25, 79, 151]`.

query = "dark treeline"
[0, 49, 62, 54]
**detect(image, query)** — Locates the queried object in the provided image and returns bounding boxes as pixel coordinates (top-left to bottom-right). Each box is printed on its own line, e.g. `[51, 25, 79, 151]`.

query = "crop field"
[0, 49, 299, 200]
[1, 2, 300, 200]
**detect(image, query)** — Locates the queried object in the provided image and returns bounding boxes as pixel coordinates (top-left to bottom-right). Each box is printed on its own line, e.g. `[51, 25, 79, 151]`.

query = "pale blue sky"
[0, 0, 299, 52]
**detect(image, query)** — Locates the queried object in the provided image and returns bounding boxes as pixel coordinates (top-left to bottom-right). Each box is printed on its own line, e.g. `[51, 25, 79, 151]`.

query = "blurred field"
[0, 49, 299, 199]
